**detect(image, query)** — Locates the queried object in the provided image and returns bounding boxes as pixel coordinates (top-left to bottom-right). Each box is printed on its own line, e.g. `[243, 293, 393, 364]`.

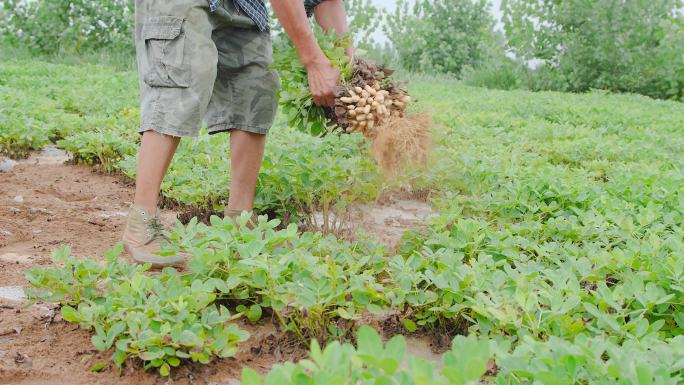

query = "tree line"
[1, 0, 682, 101]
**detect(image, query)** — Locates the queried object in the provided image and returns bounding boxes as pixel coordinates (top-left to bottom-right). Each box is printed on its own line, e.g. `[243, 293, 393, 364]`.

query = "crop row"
[0, 60, 383, 224]
[6, 57, 684, 382]
[251, 325, 684, 385]
[26, 197, 684, 382]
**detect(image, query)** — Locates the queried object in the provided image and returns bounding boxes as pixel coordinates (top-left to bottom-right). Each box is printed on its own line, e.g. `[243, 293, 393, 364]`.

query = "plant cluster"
[243, 326, 491, 385]
[272, 29, 353, 136]
[273, 29, 413, 139]
[252, 326, 684, 384]
[25, 245, 249, 375]
[168, 214, 387, 340]
[0, 60, 137, 162]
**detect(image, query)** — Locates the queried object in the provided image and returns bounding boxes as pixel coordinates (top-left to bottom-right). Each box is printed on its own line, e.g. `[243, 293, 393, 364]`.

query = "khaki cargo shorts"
[135, 0, 279, 136]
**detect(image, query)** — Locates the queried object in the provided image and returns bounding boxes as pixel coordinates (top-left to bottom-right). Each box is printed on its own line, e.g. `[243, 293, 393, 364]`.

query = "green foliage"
[253, 329, 684, 384]
[25, 245, 249, 375]
[0, 60, 138, 160]
[385, 0, 496, 76]
[12, 50, 684, 381]
[344, 0, 381, 49]
[461, 58, 524, 91]
[272, 28, 352, 136]
[0, 0, 134, 54]
[167, 214, 387, 340]
[502, 0, 684, 100]
[58, 130, 136, 173]
[256, 128, 378, 226]
[395, 77, 684, 341]
[245, 327, 491, 385]
[0, 58, 378, 219]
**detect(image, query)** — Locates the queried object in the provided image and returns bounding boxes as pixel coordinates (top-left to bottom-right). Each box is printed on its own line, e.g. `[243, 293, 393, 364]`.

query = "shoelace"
[145, 217, 167, 245]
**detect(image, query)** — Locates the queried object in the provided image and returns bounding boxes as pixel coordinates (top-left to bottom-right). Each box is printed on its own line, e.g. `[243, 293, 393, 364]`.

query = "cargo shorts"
[135, 0, 280, 136]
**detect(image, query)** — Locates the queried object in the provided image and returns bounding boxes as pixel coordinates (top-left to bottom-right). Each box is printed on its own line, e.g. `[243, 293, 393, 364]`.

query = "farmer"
[122, 0, 349, 266]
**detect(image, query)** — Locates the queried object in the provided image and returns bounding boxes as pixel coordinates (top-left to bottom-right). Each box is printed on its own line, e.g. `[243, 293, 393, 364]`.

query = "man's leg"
[227, 130, 266, 211]
[133, 131, 180, 214]
[204, 4, 279, 216]
[122, 130, 186, 267]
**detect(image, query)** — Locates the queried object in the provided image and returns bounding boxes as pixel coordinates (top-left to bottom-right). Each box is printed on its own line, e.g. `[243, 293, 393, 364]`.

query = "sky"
[369, 0, 504, 42]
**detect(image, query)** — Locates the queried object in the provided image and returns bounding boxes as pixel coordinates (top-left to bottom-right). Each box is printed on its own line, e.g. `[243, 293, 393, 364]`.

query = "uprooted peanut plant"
[273, 30, 431, 173]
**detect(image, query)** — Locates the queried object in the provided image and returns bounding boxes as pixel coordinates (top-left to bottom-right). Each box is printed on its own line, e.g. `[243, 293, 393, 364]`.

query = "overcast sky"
[369, 0, 504, 42]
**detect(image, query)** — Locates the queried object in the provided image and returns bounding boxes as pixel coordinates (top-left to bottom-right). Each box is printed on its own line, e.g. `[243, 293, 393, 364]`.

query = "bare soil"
[0, 149, 437, 385]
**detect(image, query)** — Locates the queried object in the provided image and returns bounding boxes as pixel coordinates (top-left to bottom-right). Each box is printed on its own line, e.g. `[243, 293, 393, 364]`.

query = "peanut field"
[1, 55, 684, 385]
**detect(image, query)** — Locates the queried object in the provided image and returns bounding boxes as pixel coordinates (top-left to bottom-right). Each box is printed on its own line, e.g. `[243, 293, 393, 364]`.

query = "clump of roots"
[325, 57, 431, 174]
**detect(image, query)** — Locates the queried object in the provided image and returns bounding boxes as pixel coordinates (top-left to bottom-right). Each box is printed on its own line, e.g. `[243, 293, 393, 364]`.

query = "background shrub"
[502, 0, 684, 101]
[0, 0, 134, 54]
[385, 0, 497, 76]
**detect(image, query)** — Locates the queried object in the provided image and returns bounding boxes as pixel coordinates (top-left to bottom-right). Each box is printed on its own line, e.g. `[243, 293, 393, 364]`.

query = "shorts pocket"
[141, 16, 190, 88]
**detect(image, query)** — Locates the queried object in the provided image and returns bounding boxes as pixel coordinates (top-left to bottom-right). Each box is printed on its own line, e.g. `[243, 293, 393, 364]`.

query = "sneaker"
[122, 204, 185, 267]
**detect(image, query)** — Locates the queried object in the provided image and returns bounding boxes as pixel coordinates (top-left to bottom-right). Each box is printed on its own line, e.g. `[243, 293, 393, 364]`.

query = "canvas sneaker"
[122, 204, 185, 267]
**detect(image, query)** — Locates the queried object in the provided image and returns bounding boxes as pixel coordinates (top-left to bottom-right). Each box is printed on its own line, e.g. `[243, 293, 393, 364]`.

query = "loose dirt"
[0, 148, 437, 384]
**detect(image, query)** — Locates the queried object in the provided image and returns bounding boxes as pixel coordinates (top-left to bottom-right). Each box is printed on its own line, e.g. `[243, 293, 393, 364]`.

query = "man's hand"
[305, 59, 340, 107]
[271, 1, 341, 108]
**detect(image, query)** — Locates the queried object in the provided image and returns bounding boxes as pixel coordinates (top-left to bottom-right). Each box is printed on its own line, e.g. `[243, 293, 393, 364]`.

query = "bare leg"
[133, 130, 180, 214]
[227, 130, 266, 211]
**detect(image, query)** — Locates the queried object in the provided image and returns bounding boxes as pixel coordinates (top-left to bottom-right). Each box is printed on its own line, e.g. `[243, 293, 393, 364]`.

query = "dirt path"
[0, 148, 436, 384]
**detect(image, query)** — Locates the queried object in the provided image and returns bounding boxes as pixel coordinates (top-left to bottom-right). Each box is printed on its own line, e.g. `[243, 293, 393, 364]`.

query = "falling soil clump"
[369, 112, 432, 174]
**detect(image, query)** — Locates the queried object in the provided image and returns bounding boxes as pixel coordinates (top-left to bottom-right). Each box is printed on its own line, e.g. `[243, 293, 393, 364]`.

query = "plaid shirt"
[208, 0, 325, 32]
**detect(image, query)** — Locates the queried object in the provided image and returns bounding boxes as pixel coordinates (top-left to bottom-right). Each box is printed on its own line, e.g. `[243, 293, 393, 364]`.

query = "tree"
[502, 0, 684, 100]
[385, 0, 496, 75]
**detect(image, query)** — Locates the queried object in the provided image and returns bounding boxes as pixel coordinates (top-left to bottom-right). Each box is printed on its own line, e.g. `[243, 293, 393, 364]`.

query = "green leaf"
[167, 357, 181, 367]
[357, 325, 383, 358]
[159, 362, 171, 376]
[366, 303, 384, 314]
[61, 306, 81, 323]
[91, 334, 107, 351]
[106, 321, 126, 348]
[89, 362, 108, 372]
[337, 307, 353, 320]
[242, 367, 262, 385]
[247, 304, 263, 322]
[403, 319, 417, 333]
